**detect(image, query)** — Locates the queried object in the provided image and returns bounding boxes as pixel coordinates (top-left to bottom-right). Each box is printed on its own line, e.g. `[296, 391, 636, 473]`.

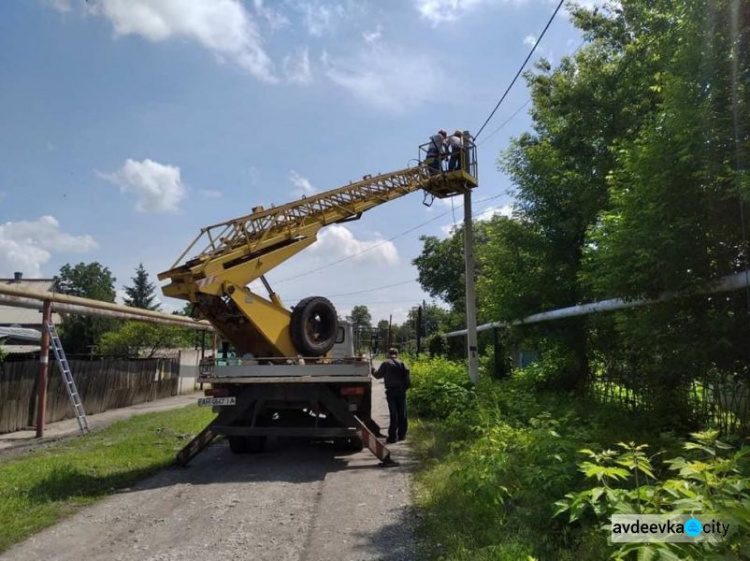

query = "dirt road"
[0, 378, 417, 561]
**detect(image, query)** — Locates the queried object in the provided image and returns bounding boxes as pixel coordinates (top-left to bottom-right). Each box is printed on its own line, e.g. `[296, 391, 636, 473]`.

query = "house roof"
[0, 278, 57, 291]
[0, 344, 41, 355]
[0, 326, 42, 341]
[0, 277, 62, 326]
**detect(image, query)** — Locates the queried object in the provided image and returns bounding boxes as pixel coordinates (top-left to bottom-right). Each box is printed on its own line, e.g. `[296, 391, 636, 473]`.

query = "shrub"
[427, 333, 448, 357]
[407, 357, 477, 420]
[555, 431, 750, 560]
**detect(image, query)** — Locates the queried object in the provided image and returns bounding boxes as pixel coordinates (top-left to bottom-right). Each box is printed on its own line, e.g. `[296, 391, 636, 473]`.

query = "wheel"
[343, 436, 364, 452]
[246, 435, 266, 453]
[228, 435, 266, 454]
[334, 437, 364, 453]
[289, 296, 338, 356]
[228, 435, 250, 454]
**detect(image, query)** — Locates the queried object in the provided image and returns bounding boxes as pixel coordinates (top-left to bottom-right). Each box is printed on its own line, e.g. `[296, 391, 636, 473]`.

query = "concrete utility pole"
[463, 189, 479, 384]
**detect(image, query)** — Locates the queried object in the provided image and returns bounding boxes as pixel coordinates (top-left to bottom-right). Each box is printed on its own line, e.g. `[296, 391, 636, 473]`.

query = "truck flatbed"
[200, 375, 371, 384]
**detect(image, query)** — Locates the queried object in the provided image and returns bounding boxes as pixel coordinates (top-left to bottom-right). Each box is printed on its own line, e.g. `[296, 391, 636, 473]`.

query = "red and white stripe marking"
[353, 416, 393, 464]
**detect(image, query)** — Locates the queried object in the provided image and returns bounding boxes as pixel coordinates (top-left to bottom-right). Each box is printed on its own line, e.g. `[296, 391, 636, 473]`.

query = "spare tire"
[289, 296, 338, 356]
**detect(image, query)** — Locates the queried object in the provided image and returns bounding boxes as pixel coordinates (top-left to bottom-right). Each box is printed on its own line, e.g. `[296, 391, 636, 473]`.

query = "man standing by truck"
[371, 348, 411, 443]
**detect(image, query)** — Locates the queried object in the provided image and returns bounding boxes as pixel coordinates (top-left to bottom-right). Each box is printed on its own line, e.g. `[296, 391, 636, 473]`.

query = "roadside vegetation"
[408, 357, 750, 560]
[0, 406, 213, 553]
[404, 2, 750, 557]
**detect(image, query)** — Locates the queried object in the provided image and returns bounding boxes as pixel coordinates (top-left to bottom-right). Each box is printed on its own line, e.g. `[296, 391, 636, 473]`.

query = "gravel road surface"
[0, 377, 417, 561]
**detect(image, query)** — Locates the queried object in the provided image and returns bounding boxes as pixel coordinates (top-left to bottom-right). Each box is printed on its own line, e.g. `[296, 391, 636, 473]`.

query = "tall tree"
[123, 263, 159, 310]
[478, 0, 750, 420]
[346, 305, 372, 331]
[55, 262, 117, 354]
[413, 219, 497, 317]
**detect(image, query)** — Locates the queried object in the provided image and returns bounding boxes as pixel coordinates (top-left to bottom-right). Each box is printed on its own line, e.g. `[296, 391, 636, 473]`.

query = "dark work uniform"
[373, 358, 410, 442]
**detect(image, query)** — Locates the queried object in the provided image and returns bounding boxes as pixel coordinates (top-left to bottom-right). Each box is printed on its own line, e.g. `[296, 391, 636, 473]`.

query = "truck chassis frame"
[176, 378, 395, 466]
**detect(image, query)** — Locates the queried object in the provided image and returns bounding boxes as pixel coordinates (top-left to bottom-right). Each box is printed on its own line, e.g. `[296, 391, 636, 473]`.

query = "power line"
[282, 199, 509, 302]
[474, 0, 565, 139]
[477, 100, 531, 146]
[327, 300, 428, 306]
[476, 39, 586, 147]
[323, 279, 416, 298]
[273, 193, 504, 285]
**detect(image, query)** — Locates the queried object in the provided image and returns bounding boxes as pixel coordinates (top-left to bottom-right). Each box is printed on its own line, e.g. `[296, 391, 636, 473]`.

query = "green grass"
[406, 357, 687, 561]
[0, 405, 214, 553]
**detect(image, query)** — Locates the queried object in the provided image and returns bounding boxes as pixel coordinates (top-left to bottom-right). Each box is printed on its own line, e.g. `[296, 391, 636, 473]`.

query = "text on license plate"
[198, 397, 236, 407]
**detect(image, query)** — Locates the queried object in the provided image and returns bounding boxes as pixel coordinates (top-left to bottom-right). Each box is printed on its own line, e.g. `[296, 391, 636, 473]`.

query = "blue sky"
[0, 0, 591, 323]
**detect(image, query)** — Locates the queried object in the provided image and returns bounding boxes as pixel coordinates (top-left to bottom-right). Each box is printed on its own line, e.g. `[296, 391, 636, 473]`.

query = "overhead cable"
[273, 193, 504, 285]
[474, 0, 565, 139]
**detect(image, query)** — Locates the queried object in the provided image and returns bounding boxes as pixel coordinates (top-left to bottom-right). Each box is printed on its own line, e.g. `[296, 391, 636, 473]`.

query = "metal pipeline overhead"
[0, 284, 214, 331]
[446, 270, 750, 338]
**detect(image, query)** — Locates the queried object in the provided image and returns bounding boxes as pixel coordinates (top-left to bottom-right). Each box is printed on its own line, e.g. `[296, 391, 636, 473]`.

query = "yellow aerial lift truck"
[159, 139, 478, 465]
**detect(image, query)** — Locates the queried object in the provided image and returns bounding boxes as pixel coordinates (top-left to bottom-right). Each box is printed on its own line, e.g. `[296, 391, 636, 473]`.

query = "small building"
[0, 272, 61, 355]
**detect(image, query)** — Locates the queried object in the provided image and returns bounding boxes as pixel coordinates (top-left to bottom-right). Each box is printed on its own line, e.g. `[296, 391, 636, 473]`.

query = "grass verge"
[406, 357, 683, 560]
[0, 405, 214, 553]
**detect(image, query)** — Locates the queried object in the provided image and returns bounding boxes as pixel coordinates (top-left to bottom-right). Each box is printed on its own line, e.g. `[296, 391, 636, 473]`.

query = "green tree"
[346, 305, 372, 353]
[55, 262, 117, 354]
[483, 0, 700, 391]
[98, 321, 193, 358]
[576, 0, 750, 423]
[123, 263, 159, 310]
[413, 219, 497, 316]
[346, 305, 372, 331]
[413, 233, 466, 309]
[479, 0, 750, 419]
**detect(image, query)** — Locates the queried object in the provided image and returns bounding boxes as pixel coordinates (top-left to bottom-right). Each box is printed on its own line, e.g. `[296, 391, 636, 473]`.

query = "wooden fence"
[0, 357, 179, 434]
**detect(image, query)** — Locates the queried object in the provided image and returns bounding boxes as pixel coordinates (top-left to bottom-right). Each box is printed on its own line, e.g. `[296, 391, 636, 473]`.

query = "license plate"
[198, 397, 236, 407]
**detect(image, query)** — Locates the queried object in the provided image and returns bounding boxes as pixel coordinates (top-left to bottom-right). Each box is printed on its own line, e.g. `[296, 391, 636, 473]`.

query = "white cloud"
[323, 45, 445, 113]
[100, 158, 187, 214]
[289, 170, 316, 197]
[310, 225, 399, 266]
[0, 216, 97, 277]
[479, 204, 513, 220]
[253, 0, 290, 31]
[48, 0, 72, 13]
[200, 189, 223, 198]
[363, 25, 383, 45]
[88, 0, 276, 82]
[302, 2, 335, 36]
[415, 0, 497, 24]
[524, 34, 537, 47]
[441, 204, 513, 235]
[283, 48, 313, 85]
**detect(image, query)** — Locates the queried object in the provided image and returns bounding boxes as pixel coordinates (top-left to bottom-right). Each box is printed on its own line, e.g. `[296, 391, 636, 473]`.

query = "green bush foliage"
[409, 358, 750, 560]
[555, 432, 750, 559]
[408, 357, 476, 420]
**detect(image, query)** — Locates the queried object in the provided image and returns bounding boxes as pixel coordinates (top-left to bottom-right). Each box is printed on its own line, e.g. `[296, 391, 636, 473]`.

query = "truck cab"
[330, 321, 355, 360]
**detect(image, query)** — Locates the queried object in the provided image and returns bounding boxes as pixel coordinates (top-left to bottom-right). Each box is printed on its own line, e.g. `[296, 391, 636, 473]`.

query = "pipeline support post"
[463, 190, 479, 384]
[36, 299, 52, 438]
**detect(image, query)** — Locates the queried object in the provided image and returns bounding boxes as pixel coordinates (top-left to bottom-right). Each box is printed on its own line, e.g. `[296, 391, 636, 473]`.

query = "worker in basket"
[448, 130, 464, 171]
[425, 129, 448, 174]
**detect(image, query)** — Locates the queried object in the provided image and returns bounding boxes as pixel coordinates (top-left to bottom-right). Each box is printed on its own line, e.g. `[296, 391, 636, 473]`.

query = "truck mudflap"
[352, 415, 397, 467]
